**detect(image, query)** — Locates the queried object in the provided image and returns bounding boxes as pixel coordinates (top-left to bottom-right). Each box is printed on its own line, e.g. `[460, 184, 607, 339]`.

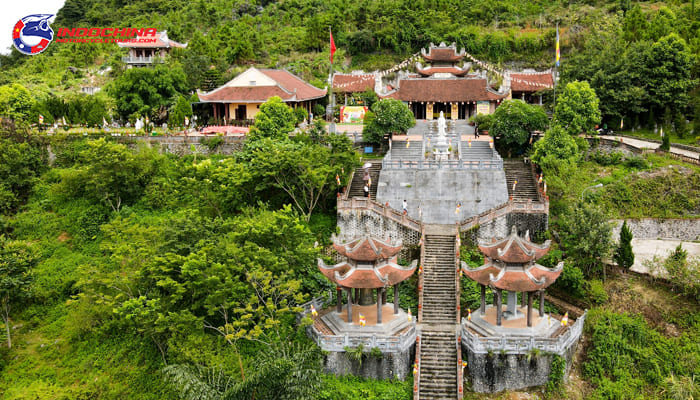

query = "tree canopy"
[554, 81, 602, 136]
[362, 99, 415, 143]
[490, 99, 547, 153]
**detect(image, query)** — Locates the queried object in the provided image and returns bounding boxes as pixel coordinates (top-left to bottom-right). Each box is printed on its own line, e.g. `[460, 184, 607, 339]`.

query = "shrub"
[585, 279, 608, 305]
[294, 107, 308, 124]
[556, 263, 585, 298]
[660, 133, 671, 151]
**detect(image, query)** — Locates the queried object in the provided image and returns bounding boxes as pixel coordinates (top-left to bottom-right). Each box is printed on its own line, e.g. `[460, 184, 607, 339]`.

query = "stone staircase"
[460, 141, 494, 160]
[391, 140, 423, 160]
[418, 231, 459, 399]
[503, 159, 539, 201]
[347, 163, 382, 199]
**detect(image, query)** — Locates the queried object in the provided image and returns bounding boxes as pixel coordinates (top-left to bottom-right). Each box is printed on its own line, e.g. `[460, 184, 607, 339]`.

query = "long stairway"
[418, 231, 459, 400]
[347, 163, 382, 199]
[460, 141, 494, 160]
[503, 159, 539, 201]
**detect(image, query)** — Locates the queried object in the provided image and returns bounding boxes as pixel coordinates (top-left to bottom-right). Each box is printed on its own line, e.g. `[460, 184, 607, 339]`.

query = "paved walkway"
[600, 134, 700, 159]
[629, 238, 700, 275]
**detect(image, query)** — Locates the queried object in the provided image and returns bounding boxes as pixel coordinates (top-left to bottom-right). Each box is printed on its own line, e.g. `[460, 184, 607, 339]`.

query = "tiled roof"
[384, 78, 507, 102]
[511, 72, 554, 92]
[332, 74, 375, 93]
[318, 259, 417, 289]
[416, 66, 470, 77]
[197, 68, 327, 103]
[118, 31, 187, 49]
[423, 47, 464, 62]
[479, 226, 550, 263]
[461, 261, 563, 292]
[333, 235, 402, 262]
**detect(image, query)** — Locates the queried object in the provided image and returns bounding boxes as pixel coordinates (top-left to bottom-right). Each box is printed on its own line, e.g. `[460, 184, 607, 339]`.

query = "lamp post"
[581, 183, 603, 201]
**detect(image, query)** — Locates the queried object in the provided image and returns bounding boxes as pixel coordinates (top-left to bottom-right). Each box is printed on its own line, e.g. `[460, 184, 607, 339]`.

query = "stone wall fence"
[611, 219, 700, 241]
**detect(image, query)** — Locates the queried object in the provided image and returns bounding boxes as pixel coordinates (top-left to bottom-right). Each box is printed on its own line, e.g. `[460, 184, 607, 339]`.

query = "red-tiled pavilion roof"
[383, 78, 507, 102]
[415, 66, 470, 77]
[318, 259, 417, 289]
[421, 43, 465, 62]
[198, 68, 326, 103]
[461, 261, 563, 292]
[479, 226, 551, 263]
[117, 31, 187, 49]
[332, 235, 402, 262]
[511, 72, 554, 92]
[332, 74, 375, 93]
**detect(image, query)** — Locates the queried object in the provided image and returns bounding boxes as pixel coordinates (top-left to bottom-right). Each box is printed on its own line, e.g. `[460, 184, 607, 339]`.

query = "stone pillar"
[359, 288, 374, 306]
[480, 284, 486, 315]
[394, 284, 399, 314]
[346, 289, 353, 324]
[527, 291, 533, 327]
[522, 291, 527, 307]
[495, 289, 502, 326]
[377, 288, 383, 324]
[336, 287, 342, 314]
[505, 291, 518, 317]
[224, 104, 229, 123]
[213, 104, 218, 121]
[354, 288, 359, 304]
[539, 289, 545, 317]
[382, 289, 387, 305]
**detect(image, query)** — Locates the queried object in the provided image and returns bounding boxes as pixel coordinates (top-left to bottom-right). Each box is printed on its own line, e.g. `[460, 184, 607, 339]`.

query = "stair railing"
[455, 224, 464, 399]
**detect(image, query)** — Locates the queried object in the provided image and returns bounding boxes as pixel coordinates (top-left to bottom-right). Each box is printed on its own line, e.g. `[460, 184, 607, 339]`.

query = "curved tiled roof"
[479, 226, 550, 263]
[198, 68, 326, 103]
[318, 259, 417, 288]
[421, 43, 465, 62]
[332, 234, 402, 261]
[384, 78, 507, 102]
[511, 72, 554, 92]
[332, 74, 375, 93]
[415, 65, 470, 77]
[461, 260, 563, 292]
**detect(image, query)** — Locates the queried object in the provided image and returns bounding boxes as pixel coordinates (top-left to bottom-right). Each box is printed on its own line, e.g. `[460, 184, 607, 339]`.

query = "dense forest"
[0, 0, 699, 399]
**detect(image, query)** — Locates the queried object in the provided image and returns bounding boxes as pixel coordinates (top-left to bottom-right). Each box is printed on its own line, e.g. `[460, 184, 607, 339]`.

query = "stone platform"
[466, 305, 559, 338]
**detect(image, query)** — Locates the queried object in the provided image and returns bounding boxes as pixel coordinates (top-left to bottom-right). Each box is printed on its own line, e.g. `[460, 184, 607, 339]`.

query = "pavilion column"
[480, 284, 486, 315]
[527, 291, 534, 327]
[539, 289, 545, 317]
[522, 291, 527, 307]
[346, 289, 353, 324]
[382, 288, 387, 305]
[213, 104, 218, 121]
[224, 104, 229, 123]
[495, 289, 502, 326]
[354, 288, 359, 304]
[377, 288, 383, 324]
[539, 95, 543, 106]
[394, 284, 399, 314]
[336, 287, 342, 313]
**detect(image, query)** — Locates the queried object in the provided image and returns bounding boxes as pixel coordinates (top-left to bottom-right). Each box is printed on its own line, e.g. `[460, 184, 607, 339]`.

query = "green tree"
[362, 99, 415, 143]
[614, 220, 634, 269]
[109, 65, 188, 122]
[531, 124, 581, 171]
[0, 237, 37, 348]
[0, 84, 34, 124]
[559, 202, 613, 278]
[248, 96, 296, 141]
[645, 34, 696, 115]
[554, 81, 601, 136]
[56, 139, 158, 212]
[169, 95, 193, 127]
[490, 99, 547, 153]
[0, 138, 47, 214]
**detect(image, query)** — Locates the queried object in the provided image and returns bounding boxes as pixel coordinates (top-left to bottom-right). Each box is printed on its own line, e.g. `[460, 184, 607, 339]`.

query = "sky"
[1, 0, 66, 55]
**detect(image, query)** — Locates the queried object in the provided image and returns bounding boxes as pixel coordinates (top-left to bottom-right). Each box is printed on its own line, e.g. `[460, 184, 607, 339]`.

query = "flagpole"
[553, 23, 559, 109]
[329, 26, 336, 134]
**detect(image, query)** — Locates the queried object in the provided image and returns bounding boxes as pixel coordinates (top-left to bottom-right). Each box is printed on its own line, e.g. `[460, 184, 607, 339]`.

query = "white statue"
[437, 111, 446, 137]
[134, 118, 143, 130]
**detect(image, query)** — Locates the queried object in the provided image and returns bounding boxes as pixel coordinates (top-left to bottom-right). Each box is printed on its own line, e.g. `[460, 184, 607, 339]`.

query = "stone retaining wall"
[611, 219, 700, 241]
[323, 345, 414, 380]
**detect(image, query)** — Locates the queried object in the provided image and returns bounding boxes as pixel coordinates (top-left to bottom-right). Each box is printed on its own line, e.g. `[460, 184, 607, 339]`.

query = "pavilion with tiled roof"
[197, 67, 326, 124]
[384, 42, 508, 120]
[510, 70, 554, 105]
[462, 226, 563, 327]
[318, 234, 417, 325]
[118, 31, 187, 68]
[332, 73, 376, 101]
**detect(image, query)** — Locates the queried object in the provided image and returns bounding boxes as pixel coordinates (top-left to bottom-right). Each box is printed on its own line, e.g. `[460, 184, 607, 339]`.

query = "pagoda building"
[118, 31, 187, 68]
[462, 226, 563, 327]
[383, 42, 508, 120]
[318, 234, 417, 325]
[510, 70, 554, 105]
